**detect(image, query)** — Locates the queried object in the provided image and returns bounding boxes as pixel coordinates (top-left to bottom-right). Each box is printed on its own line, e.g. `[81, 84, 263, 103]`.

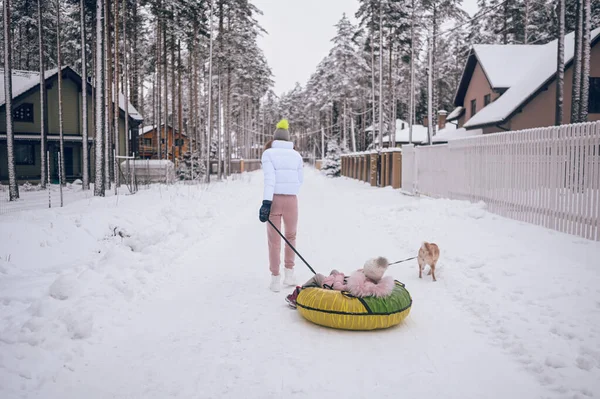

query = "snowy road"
[1, 169, 599, 398]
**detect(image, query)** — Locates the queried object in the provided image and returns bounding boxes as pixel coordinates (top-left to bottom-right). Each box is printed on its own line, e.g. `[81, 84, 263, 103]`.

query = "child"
[285, 257, 395, 308]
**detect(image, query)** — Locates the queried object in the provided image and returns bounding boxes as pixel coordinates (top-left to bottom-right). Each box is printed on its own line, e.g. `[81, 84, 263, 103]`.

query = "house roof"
[432, 124, 483, 143]
[462, 27, 600, 129]
[382, 123, 429, 144]
[0, 66, 143, 122]
[365, 119, 409, 133]
[140, 122, 185, 136]
[473, 45, 547, 89]
[447, 106, 464, 121]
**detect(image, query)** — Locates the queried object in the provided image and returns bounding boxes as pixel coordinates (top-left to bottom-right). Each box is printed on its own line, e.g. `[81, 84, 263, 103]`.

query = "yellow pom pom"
[276, 119, 289, 130]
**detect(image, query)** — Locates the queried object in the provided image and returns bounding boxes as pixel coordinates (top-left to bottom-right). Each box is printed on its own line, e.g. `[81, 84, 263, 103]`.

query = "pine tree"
[321, 140, 342, 177]
[176, 150, 206, 181]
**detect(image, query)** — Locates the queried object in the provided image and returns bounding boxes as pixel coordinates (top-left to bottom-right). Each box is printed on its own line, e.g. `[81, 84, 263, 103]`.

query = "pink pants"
[267, 194, 298, 276]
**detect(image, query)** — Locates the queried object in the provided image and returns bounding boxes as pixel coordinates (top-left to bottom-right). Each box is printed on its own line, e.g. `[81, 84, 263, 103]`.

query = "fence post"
[392, 150, 402, 189]
[370, 152, 378, 187]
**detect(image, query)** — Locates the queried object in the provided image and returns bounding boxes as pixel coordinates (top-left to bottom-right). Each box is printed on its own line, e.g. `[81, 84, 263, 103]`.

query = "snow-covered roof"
[365, 119, 409, 133]
[464, 27, 600, 129]
[0, 66, 143, 122]
[0, 68, 60, 106]
[447, 106, 464, 121]
[432, 124, 483, 143]
[473, 45, 546, 89]
[139, 122, 184, 136]
[382, 123, 429, 144]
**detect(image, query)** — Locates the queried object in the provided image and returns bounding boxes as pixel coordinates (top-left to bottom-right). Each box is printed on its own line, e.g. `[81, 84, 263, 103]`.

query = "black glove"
[259, 200, 272, 223]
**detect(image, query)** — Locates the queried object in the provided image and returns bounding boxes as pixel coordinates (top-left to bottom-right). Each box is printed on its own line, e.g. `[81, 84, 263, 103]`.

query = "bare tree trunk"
[94, 0, 105, 196]
[171, 26, 176, 163]
[570, 0, 583, 123]
[156, 16, 161, 160]
[409, 0, 415, 143]
[432, 4, 438, 135]
[378, 4, 383, 149]
[80, 0, 89, 189]
[217, 73, 222, 179]
[57, 0, 66, 185]
[389, 33, 396, 148]
[104, 0, 112, 188]
[38, 0, 47, 189]
[163, 11, 168, 161]
[226, 65, 232, 175]
[206, 0, 214, 182]
[555, 0, 565, 126]
[579, 0, 591, 122]
[123, 0, 129, 158]
[370, 28, 376, 148]
[189, 44, 195, 156]
[3, 0, 19, 200]
[524, 0, 530, 44]
[178, 39, 182, 161]
[113, 0, 120, 186]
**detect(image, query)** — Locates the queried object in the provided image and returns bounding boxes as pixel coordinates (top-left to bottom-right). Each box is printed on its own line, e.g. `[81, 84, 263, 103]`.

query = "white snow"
[382, 123, 429, 144]
[465, 27, 600, 129]
[1, 170, 600, 399]
[433, 124, 483, 142]
[446, 106, 464, 121]
[473, 44, 546, 89]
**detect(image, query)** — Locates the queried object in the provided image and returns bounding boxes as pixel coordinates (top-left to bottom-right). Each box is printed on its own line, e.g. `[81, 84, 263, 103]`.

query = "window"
[143, 138, 152, 146]
[15, 144, 35, 165]
[175, 139, 184, 146]
[161, 138, 165, 144]
[484, 94, 491, 107]
[589, 77, 600, 114]
[470, 99, 477, 117]
[13, 103, 34, 122]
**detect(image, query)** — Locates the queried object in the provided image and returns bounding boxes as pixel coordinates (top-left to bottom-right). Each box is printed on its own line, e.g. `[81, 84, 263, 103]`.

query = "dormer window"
[13, 103, 34, 122]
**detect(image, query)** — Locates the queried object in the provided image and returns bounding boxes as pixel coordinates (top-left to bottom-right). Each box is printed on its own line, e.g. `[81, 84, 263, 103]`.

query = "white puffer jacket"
[261, 140, 304, 201]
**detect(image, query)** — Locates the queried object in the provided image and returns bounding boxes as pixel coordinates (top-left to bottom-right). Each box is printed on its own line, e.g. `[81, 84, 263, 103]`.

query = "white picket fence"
[402, 121, 600, 241]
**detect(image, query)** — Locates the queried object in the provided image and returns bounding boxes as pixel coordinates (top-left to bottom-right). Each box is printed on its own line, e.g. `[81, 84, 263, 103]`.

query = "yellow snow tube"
[296, 280, 412, 331]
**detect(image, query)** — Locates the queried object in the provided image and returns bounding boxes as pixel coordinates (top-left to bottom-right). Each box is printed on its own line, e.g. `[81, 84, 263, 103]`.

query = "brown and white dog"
[418, 242, 440, 281]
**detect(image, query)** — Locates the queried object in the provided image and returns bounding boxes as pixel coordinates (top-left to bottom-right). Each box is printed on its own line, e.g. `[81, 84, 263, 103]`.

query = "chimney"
[438, 110, 448, 130]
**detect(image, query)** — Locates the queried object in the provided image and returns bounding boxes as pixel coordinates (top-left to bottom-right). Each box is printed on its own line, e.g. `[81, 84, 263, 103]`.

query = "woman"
[259, 119, 304, 292]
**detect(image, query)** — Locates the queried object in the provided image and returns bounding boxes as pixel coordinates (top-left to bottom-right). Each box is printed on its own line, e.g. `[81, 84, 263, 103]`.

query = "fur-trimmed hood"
[346, 270, 395, 298]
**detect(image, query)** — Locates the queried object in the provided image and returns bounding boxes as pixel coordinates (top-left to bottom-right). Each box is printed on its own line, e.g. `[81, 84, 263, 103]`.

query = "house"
[0, 66, 143, 183]
[137, 122, 189, 160]
[450, 27, 600, 133]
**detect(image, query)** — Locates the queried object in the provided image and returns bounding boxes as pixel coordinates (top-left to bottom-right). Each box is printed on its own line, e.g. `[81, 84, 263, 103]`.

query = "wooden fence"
[341, 149, 402, 189]
[401, 121, 600, 241]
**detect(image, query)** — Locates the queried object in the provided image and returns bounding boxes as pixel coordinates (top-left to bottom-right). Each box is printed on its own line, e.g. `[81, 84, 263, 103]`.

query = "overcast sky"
[252, 0, 480, 96]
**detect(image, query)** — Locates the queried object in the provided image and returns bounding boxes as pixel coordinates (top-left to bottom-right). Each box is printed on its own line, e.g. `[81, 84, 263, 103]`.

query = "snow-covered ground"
[1, 169, 599, 399]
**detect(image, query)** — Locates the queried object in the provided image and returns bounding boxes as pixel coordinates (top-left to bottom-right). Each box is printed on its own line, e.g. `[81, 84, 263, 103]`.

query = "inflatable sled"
[296, 280, 412, 331]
